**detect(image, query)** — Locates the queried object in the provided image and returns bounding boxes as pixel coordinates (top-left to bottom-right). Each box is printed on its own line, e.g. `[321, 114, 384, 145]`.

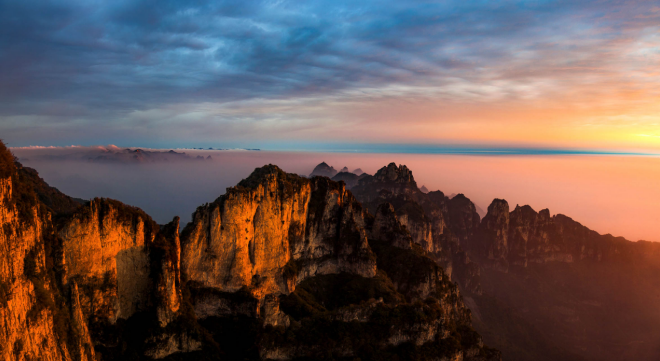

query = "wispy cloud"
[0, 0, 658, 148]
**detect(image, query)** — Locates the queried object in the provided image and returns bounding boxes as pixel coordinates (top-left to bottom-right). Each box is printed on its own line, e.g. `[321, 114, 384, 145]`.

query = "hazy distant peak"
[340, 166, 349, 173]
[331, 171, 360, 189]
[309, 162, 338, 178]
[420, 185, 429, 193]
[474, 203, 487, 218]
[90, 148, 209, 163]
[352, 168, 364, 175]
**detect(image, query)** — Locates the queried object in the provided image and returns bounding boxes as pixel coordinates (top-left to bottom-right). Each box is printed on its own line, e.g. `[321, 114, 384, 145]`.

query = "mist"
[11, 146, 660, 242]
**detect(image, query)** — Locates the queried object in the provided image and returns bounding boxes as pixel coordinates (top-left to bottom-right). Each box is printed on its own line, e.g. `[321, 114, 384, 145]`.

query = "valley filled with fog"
[12, 146, 660, 243]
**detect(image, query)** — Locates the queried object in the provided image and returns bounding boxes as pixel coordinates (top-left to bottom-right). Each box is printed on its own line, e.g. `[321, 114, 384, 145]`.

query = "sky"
[1, 0, 659, 150]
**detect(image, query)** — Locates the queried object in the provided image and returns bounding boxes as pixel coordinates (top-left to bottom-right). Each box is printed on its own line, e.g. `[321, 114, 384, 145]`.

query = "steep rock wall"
[181, 165, 377, 303]
[0, 155, 94, 361]
[352, 163, 483, 294]
[59, 198, 158, 323]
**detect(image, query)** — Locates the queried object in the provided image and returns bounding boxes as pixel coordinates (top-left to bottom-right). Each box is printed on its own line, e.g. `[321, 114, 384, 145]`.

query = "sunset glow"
[1, 1, 658, 150]
[3, 3, 660, 361]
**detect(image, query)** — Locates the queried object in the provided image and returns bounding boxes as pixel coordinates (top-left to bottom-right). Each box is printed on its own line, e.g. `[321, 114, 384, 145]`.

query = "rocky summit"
[351, 163, 483, 295]
[0, 143, 500, 361]
[308, 162, 338, 178]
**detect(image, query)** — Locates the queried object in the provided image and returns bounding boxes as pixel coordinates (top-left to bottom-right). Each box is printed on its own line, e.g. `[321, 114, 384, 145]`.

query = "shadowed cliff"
[329, 160, 660, 361]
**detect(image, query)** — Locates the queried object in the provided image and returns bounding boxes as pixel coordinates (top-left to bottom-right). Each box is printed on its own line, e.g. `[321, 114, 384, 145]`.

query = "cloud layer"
[1, 0, 658, 148]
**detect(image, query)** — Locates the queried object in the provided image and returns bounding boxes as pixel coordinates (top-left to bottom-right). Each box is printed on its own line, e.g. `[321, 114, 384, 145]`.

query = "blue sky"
[1, 0, 658, 149]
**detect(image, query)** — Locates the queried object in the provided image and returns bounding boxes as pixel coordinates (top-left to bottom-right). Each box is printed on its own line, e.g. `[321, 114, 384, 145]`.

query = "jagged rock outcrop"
[354, 163, 419, 201]
[59, 198, 158, 323]
[309, 162, 337, 178]
[468, 199, 660, 272]
[0, 143, 93, 361]
[508, 205, 553, 267]
[180, 164, 499, 360]
[465, 199, 660, 361]
[0, 147, 197, 361]
[181, 165, 376, 305]
[154, 217, 182, 327]
[370, 203, 412, 250]
[352, 163, 434, 251]
[447, 194, 481, 246]
[57, 198, 198, 359]
[352, 163, 483, 295]
[470, 199, 510, 272]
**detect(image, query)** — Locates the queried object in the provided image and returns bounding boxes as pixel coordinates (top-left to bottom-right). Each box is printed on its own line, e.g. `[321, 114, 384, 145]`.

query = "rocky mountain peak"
[451, 193, 472, 204]
[485, 199, 510, 223]
[237, 163, 296, 189]
[538, 208, 551, 219]
[447, 193, 481, 245]
[509, 204, 539, 225]
[473, 199, 510, 271]
[419, 185, 429, 193]
[340, 166, 349, 172]
[309, 161, 338, 178]
[374, 162, 416, 185]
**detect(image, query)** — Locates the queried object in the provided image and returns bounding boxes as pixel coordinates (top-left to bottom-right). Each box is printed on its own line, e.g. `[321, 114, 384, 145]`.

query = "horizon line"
[10, 143, 660, 157]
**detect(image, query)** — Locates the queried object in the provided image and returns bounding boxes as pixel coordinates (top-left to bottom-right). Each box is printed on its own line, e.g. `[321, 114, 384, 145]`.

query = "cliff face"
[352, 163, 483, 295]
[181, 165, 376, 303]
[0, 140, 193, 361]
[59, 199, 158, 323]
[0, 175, 65, 361]
[57, 200, 194, 359]
[370, 203, 412, 250]
[447, 194, 481, 247]
[179, 165, 498, 361]
[0, 147, 94, 361]
[352, 163, 436, 253]
[472, 199, 510, 272]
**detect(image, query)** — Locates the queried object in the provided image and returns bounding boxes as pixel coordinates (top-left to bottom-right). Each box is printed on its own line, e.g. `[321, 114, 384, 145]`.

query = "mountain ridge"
[0, 144, 500, 361]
